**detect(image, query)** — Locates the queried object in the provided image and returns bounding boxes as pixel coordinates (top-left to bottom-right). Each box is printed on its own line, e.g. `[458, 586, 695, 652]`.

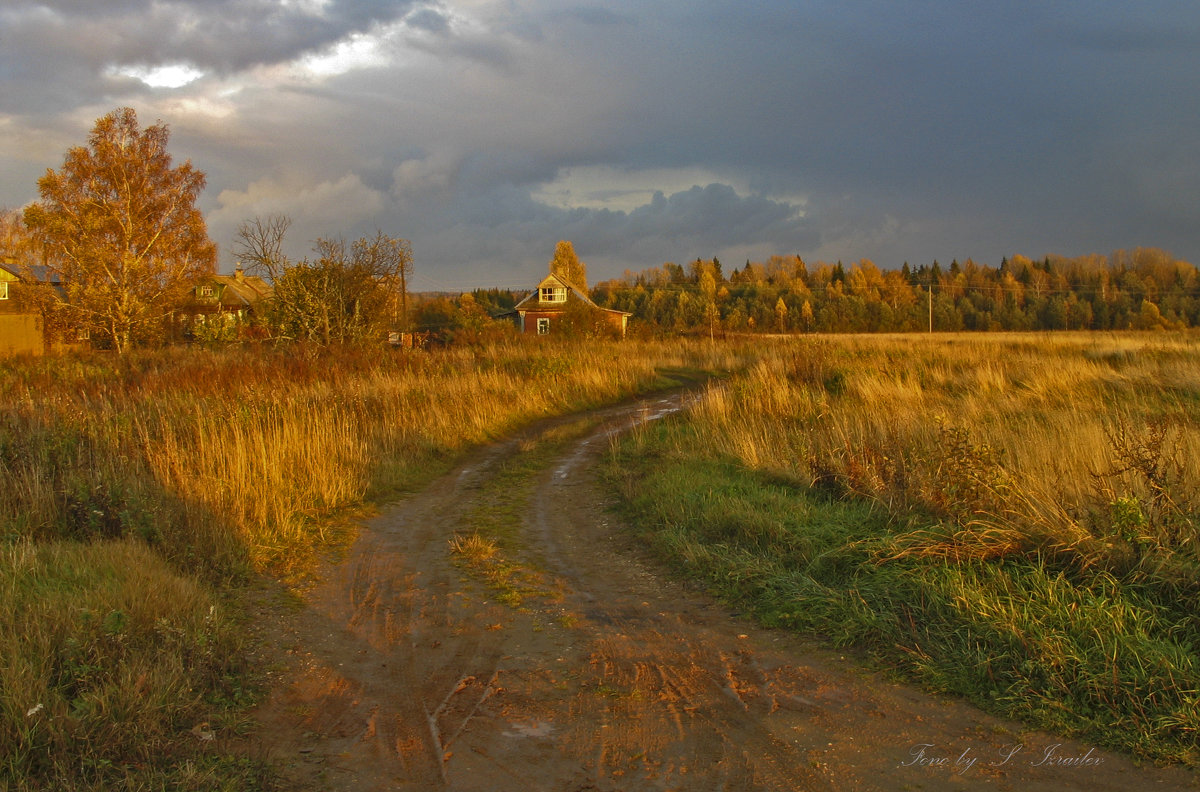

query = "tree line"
[589, 251, 1200, 334]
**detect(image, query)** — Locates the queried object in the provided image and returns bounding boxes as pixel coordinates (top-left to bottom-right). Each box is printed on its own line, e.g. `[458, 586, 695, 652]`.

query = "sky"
[2, 1, 1199, 291]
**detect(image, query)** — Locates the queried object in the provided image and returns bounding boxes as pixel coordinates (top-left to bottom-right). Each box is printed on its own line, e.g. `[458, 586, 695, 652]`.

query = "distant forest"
[583, 247, 1199, 334]
[422, 247, 1199, 338]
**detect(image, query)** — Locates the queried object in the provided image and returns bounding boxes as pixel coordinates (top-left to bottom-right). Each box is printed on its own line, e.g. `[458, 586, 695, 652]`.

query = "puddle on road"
[552, 394, 699, 481]
[503, 720, 557, 739]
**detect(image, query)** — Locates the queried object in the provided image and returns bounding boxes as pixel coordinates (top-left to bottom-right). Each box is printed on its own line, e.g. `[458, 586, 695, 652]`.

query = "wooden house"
[0, 261, 43, 356]
[179, 264, 273, 341]
[184, 264, 272, 321]
[504, 271, 631, 337]
[0, 261, 81, 356]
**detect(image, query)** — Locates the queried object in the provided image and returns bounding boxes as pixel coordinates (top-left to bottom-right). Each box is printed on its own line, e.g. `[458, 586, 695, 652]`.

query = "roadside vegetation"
[606, 331, 1200, 763]
[0, 339, 739, 790]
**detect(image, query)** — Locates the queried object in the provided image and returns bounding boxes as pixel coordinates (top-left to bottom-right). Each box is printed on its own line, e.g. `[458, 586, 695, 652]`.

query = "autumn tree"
[353, 230, 413, 333]
[0, 209, 34, 262]
[698, 265, 718, 341]
[549, 240, 587, 290]
[251, 225, 415, 345]
[774, 296, 788, 331]
[23, 107, 215, 351]
[234, 213, 292, 281]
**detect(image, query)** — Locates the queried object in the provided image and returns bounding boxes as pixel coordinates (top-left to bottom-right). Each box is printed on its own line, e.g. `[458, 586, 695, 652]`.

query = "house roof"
[496, 272, 631, 320]
[0, 260, 60, 285]
[213, 271, 272, 305]
[512, 273, 594, 311]
[192, 269, 272, 310]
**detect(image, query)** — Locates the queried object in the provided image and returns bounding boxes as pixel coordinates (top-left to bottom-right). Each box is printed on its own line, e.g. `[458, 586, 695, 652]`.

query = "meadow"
[607, 332, 1200, 763]
[3, 332, 1196, 788]
[0, 339, 737, 790]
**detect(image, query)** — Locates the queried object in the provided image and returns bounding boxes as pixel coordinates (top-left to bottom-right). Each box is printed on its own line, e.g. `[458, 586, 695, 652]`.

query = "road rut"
[249, 391, 1199, 791]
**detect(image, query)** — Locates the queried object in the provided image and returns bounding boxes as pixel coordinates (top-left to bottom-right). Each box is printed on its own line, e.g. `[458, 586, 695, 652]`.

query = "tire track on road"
[250, 390, 1200, 792]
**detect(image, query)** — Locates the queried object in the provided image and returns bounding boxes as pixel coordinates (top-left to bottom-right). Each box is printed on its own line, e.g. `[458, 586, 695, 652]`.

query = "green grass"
[449, 417, 599, 607]
[0, 540, 264, 791]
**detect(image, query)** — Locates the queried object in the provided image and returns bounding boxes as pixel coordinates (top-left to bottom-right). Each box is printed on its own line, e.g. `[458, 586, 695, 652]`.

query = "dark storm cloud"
[2, 0, 1199, 285]
[392, 180, 814, 290]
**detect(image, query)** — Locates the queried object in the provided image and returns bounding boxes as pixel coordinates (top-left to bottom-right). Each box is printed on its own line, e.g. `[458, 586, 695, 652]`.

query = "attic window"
[198, 285, 214, 298]
[540, 286, 566, 303]
[0, 282, 7, 300]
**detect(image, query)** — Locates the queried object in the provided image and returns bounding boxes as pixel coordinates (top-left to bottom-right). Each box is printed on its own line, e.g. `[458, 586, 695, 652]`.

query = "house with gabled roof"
[504, 269, 631, 337]
[179, 263, 273, 341]
[185, 264, 272, 320]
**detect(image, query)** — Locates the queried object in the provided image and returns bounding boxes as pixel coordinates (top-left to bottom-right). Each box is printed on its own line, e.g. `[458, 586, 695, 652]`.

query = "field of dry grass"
[5, 331, 1196, 786]
[609, 331, 1200, 762]
[0, 339, 742, 790]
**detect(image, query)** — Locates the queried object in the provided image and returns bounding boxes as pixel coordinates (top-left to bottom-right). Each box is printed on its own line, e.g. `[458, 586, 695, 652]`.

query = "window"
[536, 317, 551, 335]
[0, 281, 7, 300]
[198, 285, 214, 298]
[539, 286, 566, 303]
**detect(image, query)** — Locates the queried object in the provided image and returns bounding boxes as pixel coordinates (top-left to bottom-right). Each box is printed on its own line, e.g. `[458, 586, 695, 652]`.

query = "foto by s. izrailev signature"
[899, 742, 1104, 775]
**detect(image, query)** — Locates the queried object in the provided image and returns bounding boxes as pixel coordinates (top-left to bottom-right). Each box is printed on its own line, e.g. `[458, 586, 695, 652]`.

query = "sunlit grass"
[608, 331, 1200, 763]
[0, 337, 746, 790]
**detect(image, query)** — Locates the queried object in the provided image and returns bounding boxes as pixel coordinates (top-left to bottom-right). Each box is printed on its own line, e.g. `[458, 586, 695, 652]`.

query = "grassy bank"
[606, 332, 1199, 763]
[0, 339, 742, 790]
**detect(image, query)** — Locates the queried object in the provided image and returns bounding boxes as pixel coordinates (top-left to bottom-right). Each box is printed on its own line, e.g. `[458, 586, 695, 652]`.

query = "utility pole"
[928, 275, 933, 333]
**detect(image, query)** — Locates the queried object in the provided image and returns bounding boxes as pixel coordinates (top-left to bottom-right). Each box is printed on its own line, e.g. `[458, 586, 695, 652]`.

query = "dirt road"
[249, 391, 1199, 791]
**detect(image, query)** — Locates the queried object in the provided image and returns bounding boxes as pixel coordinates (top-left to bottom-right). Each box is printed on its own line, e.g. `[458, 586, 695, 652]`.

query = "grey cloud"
[3, 0, 1199, 285]
[392, 178, 814, 287]
[2, 0, 420, 77]
[551, 6, 636, 28]
[404, 8, 450, 35]
[623, 186, 802, 249]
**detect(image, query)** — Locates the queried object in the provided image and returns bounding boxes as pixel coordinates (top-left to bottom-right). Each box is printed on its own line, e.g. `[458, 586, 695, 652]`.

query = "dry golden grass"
[0, 337, 741, 789]
[0, 339, 736, 574]
[608, 331, 1200, 763]
[688, 333, 1200, 560]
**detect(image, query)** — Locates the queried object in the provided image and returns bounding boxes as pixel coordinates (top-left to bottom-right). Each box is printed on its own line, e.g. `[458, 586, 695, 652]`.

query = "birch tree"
[23, 107, 215, 351]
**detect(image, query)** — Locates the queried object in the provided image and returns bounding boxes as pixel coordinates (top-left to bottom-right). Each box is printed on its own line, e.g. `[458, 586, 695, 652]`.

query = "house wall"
[602, 310, 629, 335]
[519, 309, 561, 334]
[517, 308, 628, 336]
[0, 314, 45, 357]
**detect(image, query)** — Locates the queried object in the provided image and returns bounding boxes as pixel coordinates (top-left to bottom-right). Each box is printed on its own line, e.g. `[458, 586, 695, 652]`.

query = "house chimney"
[234, 261, 244, 281]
